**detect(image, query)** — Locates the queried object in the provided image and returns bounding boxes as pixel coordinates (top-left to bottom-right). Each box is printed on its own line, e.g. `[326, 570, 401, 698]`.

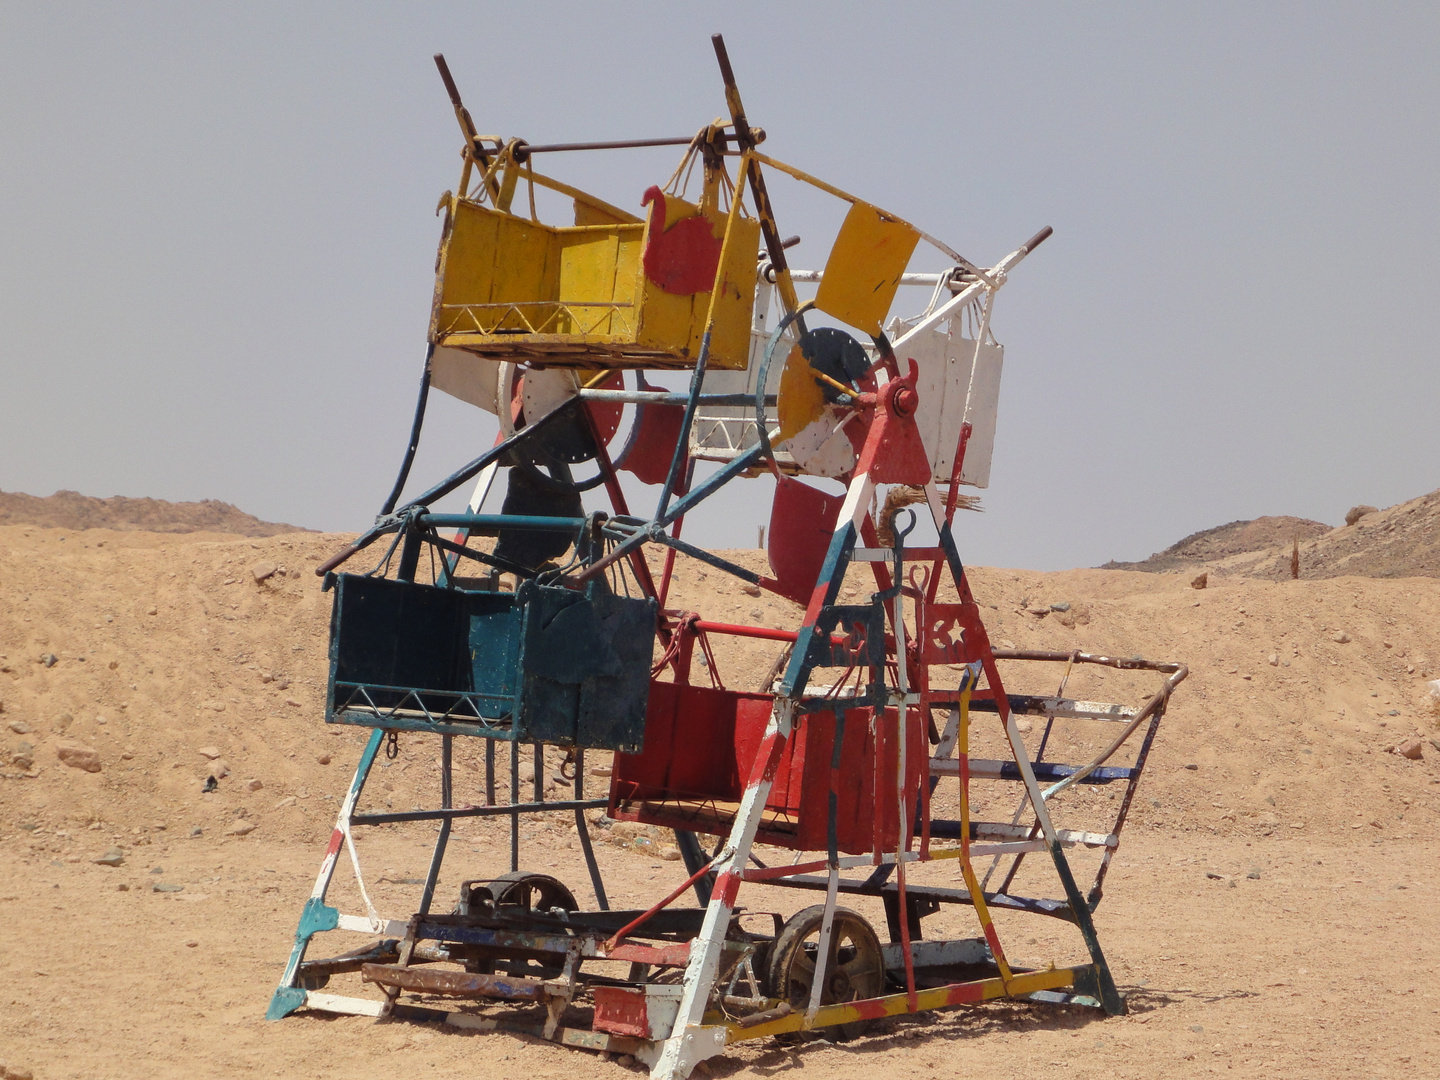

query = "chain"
[384, 730, 400, 760]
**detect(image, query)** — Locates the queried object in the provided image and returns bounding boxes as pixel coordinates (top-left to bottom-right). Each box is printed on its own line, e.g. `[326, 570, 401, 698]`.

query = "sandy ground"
[4, 524, 1440, 1078]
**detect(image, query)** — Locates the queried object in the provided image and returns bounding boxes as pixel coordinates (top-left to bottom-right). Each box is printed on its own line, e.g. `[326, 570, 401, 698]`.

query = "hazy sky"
[3, 3, 1437, 569]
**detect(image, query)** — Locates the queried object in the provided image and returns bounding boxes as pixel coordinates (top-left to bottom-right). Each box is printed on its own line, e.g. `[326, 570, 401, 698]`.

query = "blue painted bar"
[352, 798, 608, 826]
[572, 443, 766, 585]
[655, 330, 710, 521]
[416, 514, 587, 531]
[660, 443, 766, 527]
[649, 531, 761, 584]
[974, 761, 1135, 784]
[779, 518, 857, 698]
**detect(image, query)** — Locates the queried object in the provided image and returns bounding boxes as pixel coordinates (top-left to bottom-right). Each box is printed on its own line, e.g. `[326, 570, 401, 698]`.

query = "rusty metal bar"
[509, 740, 520, 873]
[603, 857, 719, 951]
[509, 129, 760, 160]
[361, 963, 546, 1000]
[572, 747, 610, 911]
[417, 733, 454, 916]
[351, 798, 606, 827]
[517, 136, 694, 157]
[712, 35, 798, 317]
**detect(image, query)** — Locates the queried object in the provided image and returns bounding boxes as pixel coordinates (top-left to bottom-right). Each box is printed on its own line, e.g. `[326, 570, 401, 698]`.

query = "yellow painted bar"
[955, 676, 1014, 983]
[748, 150, 978, 280]
[738, 154, 803, 320]
[512, 166, 643, 225]
[750, 151, 866, 210]
[724, 965, 1080, 1043]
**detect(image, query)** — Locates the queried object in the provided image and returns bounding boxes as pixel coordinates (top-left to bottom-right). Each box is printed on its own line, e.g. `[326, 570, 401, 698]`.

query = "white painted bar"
[786, 269, 960, 286]
[970, 821, 1117, 849]
[968, 841, 1048, 856]
[846, 544, 892, 561]
[880, 937, 990, 970]
[337, 914, 408, 936]
[304, 992, 384, 1016]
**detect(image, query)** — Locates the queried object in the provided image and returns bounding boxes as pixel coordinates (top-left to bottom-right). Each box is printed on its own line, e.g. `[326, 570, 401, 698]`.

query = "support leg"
[651, 699, 795, 1079]
[417, 734, 454, 916]
[509, 741, 520, 873]
[673, 831, 713, 906]
[573, 748, 609, 910]
[267, 727, 384, 1020]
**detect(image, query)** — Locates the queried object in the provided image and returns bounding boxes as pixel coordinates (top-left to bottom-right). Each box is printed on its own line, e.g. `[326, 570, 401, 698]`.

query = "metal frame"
[268, 34, 1187, 1080]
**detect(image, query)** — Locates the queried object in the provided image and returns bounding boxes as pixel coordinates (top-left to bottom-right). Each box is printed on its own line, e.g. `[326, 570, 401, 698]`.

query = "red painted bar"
[603, 858, 716, 950]
[741, 858, 828, 882]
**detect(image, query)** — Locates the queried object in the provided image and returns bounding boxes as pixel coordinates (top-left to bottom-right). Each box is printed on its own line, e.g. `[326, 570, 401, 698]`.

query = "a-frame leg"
[921, 485, 1125, 1015]
[267, 727, 385, 1020]
[651, 473, 873, 1079]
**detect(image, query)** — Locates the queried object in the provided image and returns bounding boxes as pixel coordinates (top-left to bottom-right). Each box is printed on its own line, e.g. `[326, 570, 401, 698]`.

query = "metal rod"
[314, 397, 581, 577]
[655, 331, 709, 522]
[574, 392, 664, 602]
[573, 748, 610, 911]
[571, 442, 766, 585]
[510, 129, 758, 159]
[782, 270, 966, 287]
[512, 136, 699, 158]
[577, 390, 776, 406]
[712, 34, 796, 304]
[673, 831, 713, 906]
[509, 741, 520, 873]
[396, 528, 423, 583]
[603, 857, 720, 950]
[351, 798, 608, 827]
[533, 742, 543, 803]
[418, 734, 454, 915]
[417, 513, 588, 531]
[485, 740, 495, 806]
[657, 457, 696, 610]
[379, 344, 434, 517]
[644, 530, 761, 585]
[424, 531, 539, 580]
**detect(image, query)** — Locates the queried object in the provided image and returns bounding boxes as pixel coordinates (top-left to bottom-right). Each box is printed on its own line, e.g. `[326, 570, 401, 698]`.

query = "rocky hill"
[1102, 516, 1332, 573]
[1103, 487, 1440, 581]
[0, 488, 310, 536]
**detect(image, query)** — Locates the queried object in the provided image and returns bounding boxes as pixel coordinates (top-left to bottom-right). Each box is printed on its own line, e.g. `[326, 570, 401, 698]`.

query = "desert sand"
[3, 511, 1440, 1079]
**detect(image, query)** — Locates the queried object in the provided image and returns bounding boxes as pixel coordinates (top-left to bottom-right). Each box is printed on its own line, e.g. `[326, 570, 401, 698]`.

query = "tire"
[764, 904, 885, 1040]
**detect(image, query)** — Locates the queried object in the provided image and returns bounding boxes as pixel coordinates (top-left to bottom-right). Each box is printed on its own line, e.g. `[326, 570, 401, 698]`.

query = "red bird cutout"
[641, 185, 724, 295]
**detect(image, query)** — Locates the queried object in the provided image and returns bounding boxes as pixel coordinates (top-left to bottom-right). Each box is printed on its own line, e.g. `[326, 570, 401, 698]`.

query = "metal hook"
[890, 507, 917, 548]
[908, 561, 930, 596]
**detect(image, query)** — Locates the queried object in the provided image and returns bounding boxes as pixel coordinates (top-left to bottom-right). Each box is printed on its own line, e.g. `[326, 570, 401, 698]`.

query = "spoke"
[791, 949, 816, 980]
[824, 930, 842, 980]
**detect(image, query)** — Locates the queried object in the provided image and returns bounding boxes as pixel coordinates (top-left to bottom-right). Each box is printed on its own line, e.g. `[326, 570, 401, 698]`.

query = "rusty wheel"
[453, 872, 579, 978]
[765, 905, 885, 1040]
[488, 871, 578, 915]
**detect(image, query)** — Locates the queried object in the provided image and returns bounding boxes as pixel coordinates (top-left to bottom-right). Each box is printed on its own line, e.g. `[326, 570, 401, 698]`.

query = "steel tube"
[511, 130, 756, 159]
[416, 513, 586, 531]
[784, 270, 965, 286]
[351, 798, 607, 827]
[577, 390, 776, 406]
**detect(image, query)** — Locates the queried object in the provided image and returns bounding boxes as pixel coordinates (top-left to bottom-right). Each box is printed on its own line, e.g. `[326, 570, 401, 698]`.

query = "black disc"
[801, 326, 869, 403]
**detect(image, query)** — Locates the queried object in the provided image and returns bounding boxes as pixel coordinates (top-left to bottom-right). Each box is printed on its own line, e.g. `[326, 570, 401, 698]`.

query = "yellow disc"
[776, 342, 826, 444]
